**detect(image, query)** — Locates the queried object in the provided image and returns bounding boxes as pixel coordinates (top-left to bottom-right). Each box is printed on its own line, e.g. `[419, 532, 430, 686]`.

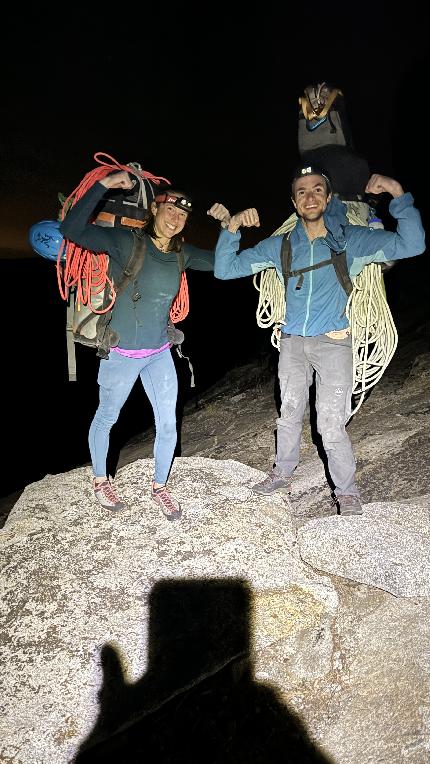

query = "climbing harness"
[253, 204, 398, 415]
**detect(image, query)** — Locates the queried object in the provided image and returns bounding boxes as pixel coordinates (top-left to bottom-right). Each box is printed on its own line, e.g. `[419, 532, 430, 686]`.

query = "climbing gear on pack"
[151, 483, 182, 521]
[95, 211, 147, 229]
[94, 478, 126, 511]
[253, 203, 398, 415]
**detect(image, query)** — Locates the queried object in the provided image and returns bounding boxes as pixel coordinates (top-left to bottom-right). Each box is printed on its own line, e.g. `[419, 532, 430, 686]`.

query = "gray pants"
[275, 334, 359, 497]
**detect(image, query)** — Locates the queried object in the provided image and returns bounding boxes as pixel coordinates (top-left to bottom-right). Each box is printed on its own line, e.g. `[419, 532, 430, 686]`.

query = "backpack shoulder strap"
[280, 233, 292, 289]
[330, 250, 353, 296]
[115, 232, 147, 295]
[281, 233, 353, 297]
[176, 250, 185, 273]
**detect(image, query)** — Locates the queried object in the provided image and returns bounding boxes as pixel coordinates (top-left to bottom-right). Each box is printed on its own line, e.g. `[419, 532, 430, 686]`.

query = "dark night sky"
[1, 3, 429, 254]
[1, 4, 429, 500]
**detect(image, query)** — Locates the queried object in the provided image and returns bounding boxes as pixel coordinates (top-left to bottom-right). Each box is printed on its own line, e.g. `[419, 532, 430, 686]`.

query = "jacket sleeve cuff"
[389, 191, 414, 215]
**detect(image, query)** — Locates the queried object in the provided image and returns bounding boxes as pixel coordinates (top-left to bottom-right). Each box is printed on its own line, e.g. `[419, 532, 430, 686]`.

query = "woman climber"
[61, 169, 230, 520]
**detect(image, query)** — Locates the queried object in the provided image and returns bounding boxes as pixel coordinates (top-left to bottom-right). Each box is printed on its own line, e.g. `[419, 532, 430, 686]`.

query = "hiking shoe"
[151, 484, 182, 521]
[334, 494, 363, 516]
[252, 470, 292, 496]
[94, 479, 126, 511]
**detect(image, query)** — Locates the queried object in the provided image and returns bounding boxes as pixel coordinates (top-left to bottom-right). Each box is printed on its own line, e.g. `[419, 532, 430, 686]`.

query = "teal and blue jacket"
[214, 194, 426, 336]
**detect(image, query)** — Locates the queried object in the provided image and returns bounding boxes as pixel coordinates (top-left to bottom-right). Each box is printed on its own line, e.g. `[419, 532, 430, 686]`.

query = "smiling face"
[151, 195, 190, 240]
[291, 173, 331, 223]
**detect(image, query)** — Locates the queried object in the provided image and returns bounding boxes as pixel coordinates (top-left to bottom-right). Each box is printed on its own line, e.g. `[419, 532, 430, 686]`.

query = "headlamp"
[291, 165, 332, 194]
[299, 166, 330, 184]
[155, 194, 193, 213]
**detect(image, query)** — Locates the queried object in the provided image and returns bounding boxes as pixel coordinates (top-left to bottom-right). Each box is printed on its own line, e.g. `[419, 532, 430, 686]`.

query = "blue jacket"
[214, 194, 426, 336]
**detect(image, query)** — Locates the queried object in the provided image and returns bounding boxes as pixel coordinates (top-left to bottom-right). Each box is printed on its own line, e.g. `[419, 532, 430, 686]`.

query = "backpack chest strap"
[280, 234, 353, 310]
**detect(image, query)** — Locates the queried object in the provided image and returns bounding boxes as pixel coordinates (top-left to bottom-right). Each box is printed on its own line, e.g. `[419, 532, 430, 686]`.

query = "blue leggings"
[89, 349, 178, 484]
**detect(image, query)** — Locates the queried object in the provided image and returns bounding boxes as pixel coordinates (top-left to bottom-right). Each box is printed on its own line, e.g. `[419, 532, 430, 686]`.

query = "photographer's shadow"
[75, 578, 332, 763]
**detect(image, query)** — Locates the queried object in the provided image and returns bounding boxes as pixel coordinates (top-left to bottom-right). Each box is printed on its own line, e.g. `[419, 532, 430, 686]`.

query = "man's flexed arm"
[349, 174, 426, 262]
[365, 174, 404, 199]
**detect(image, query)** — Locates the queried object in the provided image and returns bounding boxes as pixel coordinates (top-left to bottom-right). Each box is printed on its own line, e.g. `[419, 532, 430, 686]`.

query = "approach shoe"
[93, 479, 126, 511]
[334, 494, 363, 516]
[252, 469, 292, 496]
[151, 484, 182, 521]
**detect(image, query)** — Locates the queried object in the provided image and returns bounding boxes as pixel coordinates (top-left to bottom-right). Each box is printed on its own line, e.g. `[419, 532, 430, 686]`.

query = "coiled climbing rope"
[346, 262, 397, 414]
[169, 273, 189, 322]
[253, 213, 297, 349]
[253, 206, 398, 414]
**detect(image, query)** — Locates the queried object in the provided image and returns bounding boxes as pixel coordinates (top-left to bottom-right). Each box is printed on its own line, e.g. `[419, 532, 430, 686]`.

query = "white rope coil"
[346, 263, 397, 414]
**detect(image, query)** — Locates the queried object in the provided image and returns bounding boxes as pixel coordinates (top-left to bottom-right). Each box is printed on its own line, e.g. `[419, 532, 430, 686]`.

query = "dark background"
[1, 4, 429, 499]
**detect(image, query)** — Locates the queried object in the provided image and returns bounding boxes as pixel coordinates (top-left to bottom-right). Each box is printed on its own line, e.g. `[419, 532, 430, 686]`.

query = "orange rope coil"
[170, 272, 189, 323]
